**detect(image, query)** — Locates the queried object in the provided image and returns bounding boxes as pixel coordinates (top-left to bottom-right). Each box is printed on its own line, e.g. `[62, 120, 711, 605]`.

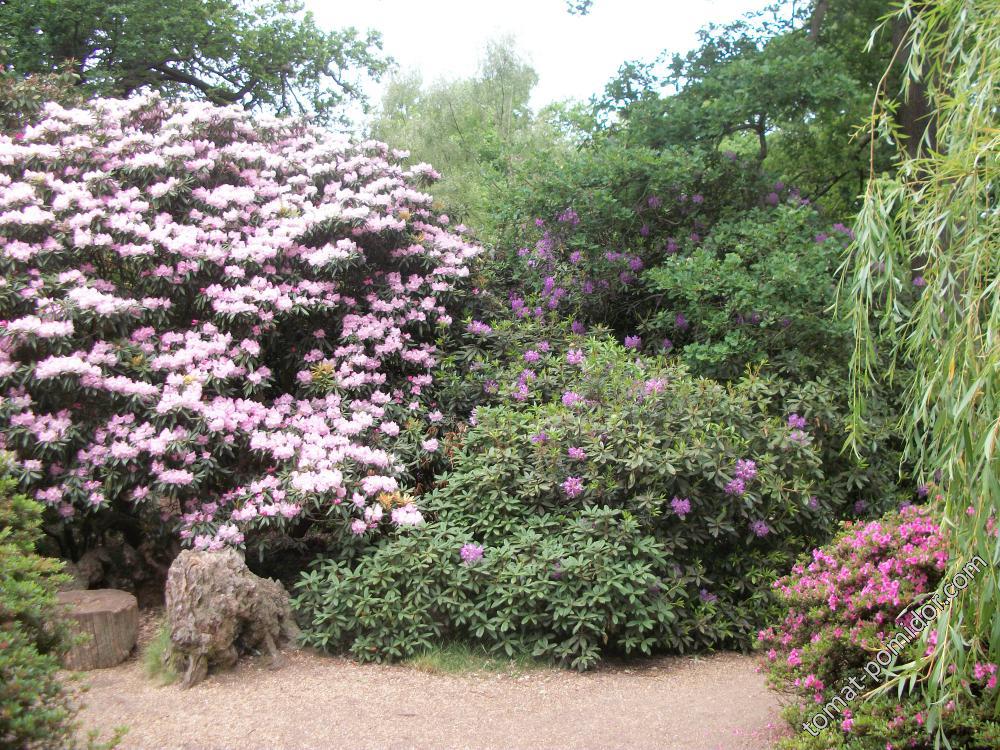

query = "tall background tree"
[0, 0, 390, 122]
[581, 0, 896, 217]
[371, 38, 571, 232]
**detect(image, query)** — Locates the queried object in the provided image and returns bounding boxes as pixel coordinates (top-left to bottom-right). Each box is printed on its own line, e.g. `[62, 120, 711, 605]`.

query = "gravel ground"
[76, 641, 790, 750]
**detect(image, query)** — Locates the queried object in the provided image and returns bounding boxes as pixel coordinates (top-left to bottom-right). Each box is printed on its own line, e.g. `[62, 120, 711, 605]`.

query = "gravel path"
[76, 647, 790, 750]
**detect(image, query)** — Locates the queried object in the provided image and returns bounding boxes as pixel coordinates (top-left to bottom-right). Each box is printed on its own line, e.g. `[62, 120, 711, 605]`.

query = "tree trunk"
[56, 589, 138, 670]
[892, 13, 937, 158]
[809, 0, 830, 42]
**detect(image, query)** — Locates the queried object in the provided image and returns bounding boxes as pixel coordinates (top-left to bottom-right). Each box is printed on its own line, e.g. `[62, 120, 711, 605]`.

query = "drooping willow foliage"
[840, 0, 1000, 737]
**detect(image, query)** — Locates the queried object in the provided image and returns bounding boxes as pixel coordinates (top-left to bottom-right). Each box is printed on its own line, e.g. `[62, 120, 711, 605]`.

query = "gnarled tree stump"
[165, 549, 299, 688]
[56, 589, 138, 669]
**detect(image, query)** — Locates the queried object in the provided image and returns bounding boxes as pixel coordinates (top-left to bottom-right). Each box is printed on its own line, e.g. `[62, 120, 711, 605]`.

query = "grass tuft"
[142, 621, 178, 685]
[404, 642, 548, 676]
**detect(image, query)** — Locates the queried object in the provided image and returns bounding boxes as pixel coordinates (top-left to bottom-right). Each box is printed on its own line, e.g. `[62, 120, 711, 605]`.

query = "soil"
[75, 616, 791, 750]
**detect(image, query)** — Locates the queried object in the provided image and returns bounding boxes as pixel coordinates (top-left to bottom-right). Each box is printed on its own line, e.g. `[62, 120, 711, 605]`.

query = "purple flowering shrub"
[760, 506, 1000, 749]
[437, 316, 903, 521]
[296, 331, 868, 667]
[0, 96, 479, 557]
[477, 145, 908, 527]
[485, 145, 756, 332]
[636, 206, 907, 526]
[641, 205, 852, 381]
[427, 339, 820, 554]
[295, 506, 701, 670]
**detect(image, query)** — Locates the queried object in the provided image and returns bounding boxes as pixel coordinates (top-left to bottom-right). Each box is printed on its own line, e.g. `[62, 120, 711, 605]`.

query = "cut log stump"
[56, 589, 138, 670]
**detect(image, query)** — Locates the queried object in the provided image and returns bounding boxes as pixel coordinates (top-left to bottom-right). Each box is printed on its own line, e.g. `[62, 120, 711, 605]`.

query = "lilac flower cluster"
[786, 414, 811, 446]
[562, 476, 584, 498]
[561, 390, 583, 407]
[460, 542, 484, 564]
[725, 459, 758, 496]
[466, 320, 492, 335]
[511, 368, 537, 402]
[671, 496, 691, 519]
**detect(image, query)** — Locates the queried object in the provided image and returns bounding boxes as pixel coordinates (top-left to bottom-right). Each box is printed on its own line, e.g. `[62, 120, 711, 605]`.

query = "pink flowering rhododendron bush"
[760, 505, 1000, 749]
[0, 96, 479, 554]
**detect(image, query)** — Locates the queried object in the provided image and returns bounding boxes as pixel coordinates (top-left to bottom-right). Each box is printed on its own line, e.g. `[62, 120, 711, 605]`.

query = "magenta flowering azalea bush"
[0, 96, 479, 556]
[759, 506, 950, 696]
[760, 505, 1000, 749]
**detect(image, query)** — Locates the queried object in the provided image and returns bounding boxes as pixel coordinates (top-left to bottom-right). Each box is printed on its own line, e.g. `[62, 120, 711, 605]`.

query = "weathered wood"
[56, 589, 138, 670]
[165, 549, 298, 688]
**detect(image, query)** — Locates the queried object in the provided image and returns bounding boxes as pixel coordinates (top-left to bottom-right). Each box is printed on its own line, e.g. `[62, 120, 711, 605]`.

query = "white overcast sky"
[306, 0, 772, 116]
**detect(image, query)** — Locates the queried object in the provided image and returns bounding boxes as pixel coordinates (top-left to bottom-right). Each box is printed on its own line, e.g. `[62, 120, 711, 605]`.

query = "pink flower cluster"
[0, 96, 480, 546]
[759, 506, 953, 706]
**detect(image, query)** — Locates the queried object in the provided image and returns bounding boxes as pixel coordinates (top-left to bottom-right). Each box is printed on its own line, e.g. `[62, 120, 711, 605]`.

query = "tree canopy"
[371, 38, 569, 231]
[589, 0, 895, 216]
[0, 0, 390, 122]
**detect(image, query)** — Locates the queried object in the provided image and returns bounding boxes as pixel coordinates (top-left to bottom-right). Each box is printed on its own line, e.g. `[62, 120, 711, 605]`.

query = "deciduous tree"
[0, 0, 390, 123]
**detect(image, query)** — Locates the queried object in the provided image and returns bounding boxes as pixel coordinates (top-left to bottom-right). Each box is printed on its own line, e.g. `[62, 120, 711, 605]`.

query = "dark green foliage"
[631, 33, 857, 161]
[295, 333, 891, 669]
[493, 145, 757, 252]
[431, 336, 828, 543]
[0, 473, 118, 750]
[297, 508, 720, 671]
[459, 116, 910, 558]
[482, 144, 762, 334]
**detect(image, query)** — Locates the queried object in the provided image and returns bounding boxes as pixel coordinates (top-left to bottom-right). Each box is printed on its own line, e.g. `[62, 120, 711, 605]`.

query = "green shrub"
[0, 472, 120, 750]
[459, 139, 909, 534]
[641, 205, 849, 381]
[435, 319, 905, 523]
[296, 507, 719, 670]
[295, 333, 864, 669]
